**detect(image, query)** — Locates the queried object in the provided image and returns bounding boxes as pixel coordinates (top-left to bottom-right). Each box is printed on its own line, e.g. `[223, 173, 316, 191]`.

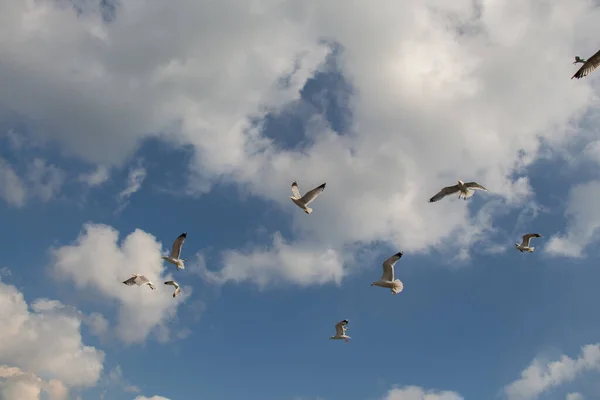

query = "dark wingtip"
[292, 181, 297, 186]
[396, 251, 403, 258]
[342, 319, 349, 323]
[320, 182, 326, 189]
[179, 232, 187, 238]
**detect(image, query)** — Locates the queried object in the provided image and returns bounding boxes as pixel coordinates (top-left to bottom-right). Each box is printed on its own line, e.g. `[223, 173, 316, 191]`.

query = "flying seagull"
[371, 252, 404, 295]
[572, 49, 600, 79]
[289, 181, 326, 214]
[164, 281, 182, 298]
[429, 180, 488, 203]
[123, 274, 155, 290]
[162, 232, 187, 270]
[329, 319, 350, 343]
[515, 233, 542, 253]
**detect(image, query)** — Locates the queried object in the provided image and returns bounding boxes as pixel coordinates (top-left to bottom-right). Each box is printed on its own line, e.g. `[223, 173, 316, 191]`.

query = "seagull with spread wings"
[515, 233, 542, 253]
[122, 274, 155, 290]
[164, 281, 182, 298]
[429, 180, 488, 203]
[162, 232, 187, 270]
[370, 252, 404, 295]
[329, 319, 350, 343]
[572, 49, 600, 79]
[289, 181, 326, 214]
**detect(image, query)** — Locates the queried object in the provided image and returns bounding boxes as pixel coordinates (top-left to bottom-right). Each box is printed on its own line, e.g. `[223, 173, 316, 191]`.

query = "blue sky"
[1, 1, 600, 400]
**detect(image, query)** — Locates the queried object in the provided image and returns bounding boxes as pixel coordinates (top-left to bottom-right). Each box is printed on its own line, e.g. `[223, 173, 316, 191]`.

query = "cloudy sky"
[1, 0, 600, 399]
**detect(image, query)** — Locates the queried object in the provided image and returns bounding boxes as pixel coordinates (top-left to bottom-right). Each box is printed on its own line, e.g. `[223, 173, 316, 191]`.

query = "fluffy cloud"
[504, 343, 600, 400]
[134, 396, 171, 400]
[78, 165, 110, 187]
[381, 385, 463, 400]
[546, 180, 600, 257]
[202, 231, 345, 288]
[50, 223, 190, 344]
[0, 280, 104, 399]
[0, 157, 64, 207]
[116, 163, 147, 212]
[566, 393, 584, 400]
[3, 0, 600, 285]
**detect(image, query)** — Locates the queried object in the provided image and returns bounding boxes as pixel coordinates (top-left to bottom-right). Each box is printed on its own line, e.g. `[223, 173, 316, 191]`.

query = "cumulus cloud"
[116, 163, 147, 213]
[78, 165, 110, 187]
[2, 0, 600, 285]
[202, 231, 345, 288]
[0, 157, 26, 207]
[134, 396, 171, 400]
[504, 343, 600, 400]
[566, 393, 584, 400]
[0, 157, 64, 207]
[381, 385, 463, 400]
[546, 180, 600, 258]
[50, 223, 190, 344]
[0, 280, 104, 399]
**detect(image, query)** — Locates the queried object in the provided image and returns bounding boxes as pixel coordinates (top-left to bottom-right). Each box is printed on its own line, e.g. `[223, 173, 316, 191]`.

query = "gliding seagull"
[371, 252, 404, 295]
[162, 232, 187, 270]
[123, 274, 155, 290]
[164, 281, 182, 298]
[289, 181, 326, 214]
[429, 180, 488, 203]
[329, 319, 350, 343]
[515, 233, 542, 253]
[572, 49, 600, 79]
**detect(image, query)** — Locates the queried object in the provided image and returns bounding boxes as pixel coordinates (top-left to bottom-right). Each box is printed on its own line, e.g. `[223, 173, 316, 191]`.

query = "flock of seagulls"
[121, 49, 594, 341]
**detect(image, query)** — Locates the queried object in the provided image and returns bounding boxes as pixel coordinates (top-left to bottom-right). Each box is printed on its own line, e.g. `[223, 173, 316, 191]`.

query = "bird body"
[429, 180, 488, 203]
[371, 252, 404, 295]
[290, 181, 326, 214]
[123, 274, 155, 290]
[329, 319, 351, 343]
[162, 232, 187, 270]
[572, 49, 600, 79]
[515, 233, 542, 253]
[164, 281, 182, 297]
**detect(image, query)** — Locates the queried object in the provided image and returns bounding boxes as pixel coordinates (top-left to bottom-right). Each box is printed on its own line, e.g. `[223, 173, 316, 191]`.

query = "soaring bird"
[429, 180, 488, 203]
[329, 319, 350, 343]
[572, 49, 600, 79]
[515, 233, 542, 253]
[371, 252, 404, 295]
[289, 181, 326, 214]
[162, 232, 187, 270]
[164, 281, 182, 298]
[122, 274, 155, 290]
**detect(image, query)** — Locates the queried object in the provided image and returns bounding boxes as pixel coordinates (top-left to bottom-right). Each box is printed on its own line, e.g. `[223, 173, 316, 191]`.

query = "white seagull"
[123, 274, 155, 290]
[429, 180, 488, 203]
[289, 181, 326, 214]
[515, 233, 542, 253]
[371, 252, 404, 295]
[329, 319, 350, 343]
[572, 49, 600, 79]
[164, 281, 182, 298]
[162, 232, 187, 270]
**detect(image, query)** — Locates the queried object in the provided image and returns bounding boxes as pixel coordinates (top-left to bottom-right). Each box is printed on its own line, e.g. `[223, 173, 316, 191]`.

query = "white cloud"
[546, 180, 600, 258]
[134, 396, 171, 400]
[504, 343, 600, 400]
[0, 366, 69, 400]
[0, 281, 104, 397]
[566, 393, 584, 400]
[78, 165, 110, 187]
[0, 157, 26, 207]
[2, 0, 600, 285]
[84, 312, 110, 338]
[50, 223, 190, 345]
[202, 231, 345, 289]
[381, 385, 463, 400]
[116, 163, 147, 212]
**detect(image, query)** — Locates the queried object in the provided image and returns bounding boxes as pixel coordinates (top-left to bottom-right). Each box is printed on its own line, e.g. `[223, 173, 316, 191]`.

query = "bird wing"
[123, 276, 137, 286]
[291, 181, 301, 199]
[428, 185, 460, 203]
[335, 319, 349, 336]
[135, 275, 150, 285]
[164, 280, 180, 290]
[300, 183, 326, 206]
[381, 252, 403, 281]
[572, 48, 600, 79]
[464, 182, 487, 191]
[170, 233, 187, 259]
[521, 233, 541, 247]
